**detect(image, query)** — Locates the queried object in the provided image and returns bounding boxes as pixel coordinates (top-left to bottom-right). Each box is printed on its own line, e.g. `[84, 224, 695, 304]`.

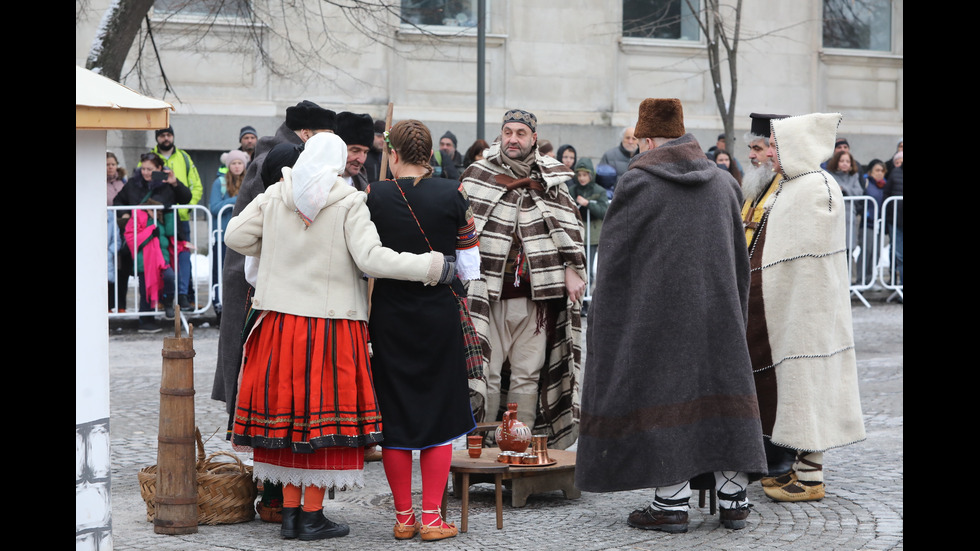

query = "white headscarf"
[291, 132, 348, 227]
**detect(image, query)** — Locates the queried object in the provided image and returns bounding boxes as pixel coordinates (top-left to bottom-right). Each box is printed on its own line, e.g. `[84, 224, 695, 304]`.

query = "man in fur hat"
[576, 98, 767, 534]
[336, 112, 375, 191]
[744, 113, 866, 503]
[461, 109, 587, 450]
[212, 100, 337, 422]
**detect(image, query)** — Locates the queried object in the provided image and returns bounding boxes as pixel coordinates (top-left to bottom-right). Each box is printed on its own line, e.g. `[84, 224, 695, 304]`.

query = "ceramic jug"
[494, 402, 532, 453]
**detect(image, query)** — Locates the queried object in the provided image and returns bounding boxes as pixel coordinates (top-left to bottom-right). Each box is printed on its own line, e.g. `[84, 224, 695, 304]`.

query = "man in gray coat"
[211, 100, 337, 422]
[598, 125, 638, 186]
[576, 98, 766, 534]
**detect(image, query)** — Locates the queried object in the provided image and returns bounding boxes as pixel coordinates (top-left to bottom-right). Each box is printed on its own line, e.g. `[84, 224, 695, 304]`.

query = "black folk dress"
[366, 177, 477, 450]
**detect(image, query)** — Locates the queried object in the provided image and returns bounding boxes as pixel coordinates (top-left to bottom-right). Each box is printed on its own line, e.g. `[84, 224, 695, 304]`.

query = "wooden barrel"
[154, 319, 198, 534]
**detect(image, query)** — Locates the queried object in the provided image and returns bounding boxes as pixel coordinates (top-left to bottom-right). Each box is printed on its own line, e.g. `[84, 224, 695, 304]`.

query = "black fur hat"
[285, 100, 336, 132]
[336, 112, 375, 148]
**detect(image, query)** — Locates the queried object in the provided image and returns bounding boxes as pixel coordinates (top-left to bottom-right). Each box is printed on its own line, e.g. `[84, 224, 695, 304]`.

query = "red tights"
[282, 483, 326, 512]
[382, 445, 452, 528]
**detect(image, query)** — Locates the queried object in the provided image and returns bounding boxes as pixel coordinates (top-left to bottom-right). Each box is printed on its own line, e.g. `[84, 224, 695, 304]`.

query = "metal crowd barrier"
[581, 197, 903, 308]
[212, 203, 235, 310]
[843, 195, 903, 307]
[109, 196, 902, 320]
[878, 196, 903, 302]
[108, 204, 214, 330]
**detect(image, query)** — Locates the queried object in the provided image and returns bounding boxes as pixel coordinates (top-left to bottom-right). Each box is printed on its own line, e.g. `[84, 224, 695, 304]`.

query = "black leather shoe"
[719, 504, 752, 530]
[298, 509, 350, 541]
[764, 438, 797, 477]
[280, 507, 299, 539]
[626, 506, 688, 533]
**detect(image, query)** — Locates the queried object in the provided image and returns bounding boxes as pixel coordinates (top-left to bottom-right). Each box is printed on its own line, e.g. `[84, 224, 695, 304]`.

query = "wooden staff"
[154, 317, 198, 534]
[370, 102, 395, 315]
[379, 102, 394, 180]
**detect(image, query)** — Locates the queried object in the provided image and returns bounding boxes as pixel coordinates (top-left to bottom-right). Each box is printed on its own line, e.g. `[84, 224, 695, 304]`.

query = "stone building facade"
[76, 0, 902, 215]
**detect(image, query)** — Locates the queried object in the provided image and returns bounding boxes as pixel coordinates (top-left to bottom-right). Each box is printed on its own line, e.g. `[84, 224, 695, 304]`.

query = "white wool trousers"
[486, 297, 547, 396]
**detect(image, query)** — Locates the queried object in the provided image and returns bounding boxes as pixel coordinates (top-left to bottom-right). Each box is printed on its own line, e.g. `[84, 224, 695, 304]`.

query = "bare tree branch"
[83, 0, 462, 95]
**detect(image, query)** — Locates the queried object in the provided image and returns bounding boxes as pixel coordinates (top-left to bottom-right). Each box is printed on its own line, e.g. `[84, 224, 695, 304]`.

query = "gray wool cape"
[575, 133, 767, 492]
[211, 122, 304, 412]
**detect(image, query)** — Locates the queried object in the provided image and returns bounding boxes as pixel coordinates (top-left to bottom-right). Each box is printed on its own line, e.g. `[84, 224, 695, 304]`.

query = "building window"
[623, 0, 700, 41]
[823, 0, 892, 51]
[154, 0, 250, 18]
[401, 0, 478, 27]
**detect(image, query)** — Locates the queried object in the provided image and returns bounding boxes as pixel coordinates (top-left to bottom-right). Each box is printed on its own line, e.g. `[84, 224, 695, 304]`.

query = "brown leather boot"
[627, 506, 688, 533]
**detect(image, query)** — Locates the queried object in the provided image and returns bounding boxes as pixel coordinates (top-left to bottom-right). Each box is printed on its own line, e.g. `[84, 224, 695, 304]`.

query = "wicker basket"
[138, 428, 258, 525]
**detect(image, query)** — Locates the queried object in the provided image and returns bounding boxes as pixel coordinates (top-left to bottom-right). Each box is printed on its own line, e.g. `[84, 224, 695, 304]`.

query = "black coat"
[113, 173, 193, 240]
[211, 123, 304, 412]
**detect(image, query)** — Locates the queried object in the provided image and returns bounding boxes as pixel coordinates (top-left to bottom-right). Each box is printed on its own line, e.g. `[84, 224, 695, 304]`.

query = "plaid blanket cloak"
[461, 141, 586, 450]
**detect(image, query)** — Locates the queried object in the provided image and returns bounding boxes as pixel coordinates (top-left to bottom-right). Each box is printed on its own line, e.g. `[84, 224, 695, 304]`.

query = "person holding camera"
[113, 152, 193, 332]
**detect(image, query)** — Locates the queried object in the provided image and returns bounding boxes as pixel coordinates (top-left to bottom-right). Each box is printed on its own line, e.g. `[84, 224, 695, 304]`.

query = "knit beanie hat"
[336, 112, 374, 148]
[633, 99, 685, 140]
[285, 100, 336, 132]
[239, 126, 258, 141]
[441, 131, 458, 148]
[155, 126, 174, 138]
[225, 149, 249, 168]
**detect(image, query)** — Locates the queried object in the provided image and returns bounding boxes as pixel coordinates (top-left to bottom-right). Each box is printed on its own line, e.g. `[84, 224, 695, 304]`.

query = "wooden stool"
[449, 461, 507, 532]
[697, 487, 717, 514]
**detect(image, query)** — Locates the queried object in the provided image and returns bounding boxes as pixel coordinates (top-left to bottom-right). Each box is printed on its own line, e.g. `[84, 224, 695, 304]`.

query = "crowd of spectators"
[108, 119, 902, 329]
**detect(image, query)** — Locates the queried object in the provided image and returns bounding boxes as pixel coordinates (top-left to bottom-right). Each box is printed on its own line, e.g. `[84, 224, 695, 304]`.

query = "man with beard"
[152, 126, 203, 310]
[239, 126, 258, 160]
[739, 113, 798, 484]
[576, 98, 766, 534]
[461, 109, 587, 449]
[336, 112, 375, 191]
[439, 130, 465, 174]
[744, 113, 866, 503]
[212, 100, 337, 428]
[599, 125, 638, 186]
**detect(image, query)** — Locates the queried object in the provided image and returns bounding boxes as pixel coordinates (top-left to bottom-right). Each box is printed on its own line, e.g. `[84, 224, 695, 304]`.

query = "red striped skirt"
[232, 311, 383, 457]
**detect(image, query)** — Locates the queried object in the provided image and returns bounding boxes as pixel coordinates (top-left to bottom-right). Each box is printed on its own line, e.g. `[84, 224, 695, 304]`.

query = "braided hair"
[388, 119, 434, 185]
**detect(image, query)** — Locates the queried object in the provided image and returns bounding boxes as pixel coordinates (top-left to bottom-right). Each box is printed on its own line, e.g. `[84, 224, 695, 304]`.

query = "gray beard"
[742, 163, 774, 202]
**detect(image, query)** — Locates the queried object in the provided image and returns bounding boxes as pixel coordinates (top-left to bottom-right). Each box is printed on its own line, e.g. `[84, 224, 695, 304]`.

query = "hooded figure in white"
[747, 113, 866, 503]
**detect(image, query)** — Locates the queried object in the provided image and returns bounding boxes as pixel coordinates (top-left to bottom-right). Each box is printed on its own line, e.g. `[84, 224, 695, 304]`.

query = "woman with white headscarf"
[225, 132, 454, 541]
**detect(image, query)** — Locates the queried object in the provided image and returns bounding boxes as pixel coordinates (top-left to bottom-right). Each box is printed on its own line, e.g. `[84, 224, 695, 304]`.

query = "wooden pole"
[370, 103, 396, 312]
[153, 319, 198, 534]
[379, 102, 394, 180]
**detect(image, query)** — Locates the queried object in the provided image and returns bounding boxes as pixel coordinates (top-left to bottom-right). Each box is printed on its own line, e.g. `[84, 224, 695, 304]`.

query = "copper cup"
[467, 435, 483, 458]
[531, 434, 551, 464]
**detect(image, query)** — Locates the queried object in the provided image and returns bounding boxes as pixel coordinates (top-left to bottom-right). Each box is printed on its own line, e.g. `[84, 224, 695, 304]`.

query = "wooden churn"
[154, 313, 198, 534]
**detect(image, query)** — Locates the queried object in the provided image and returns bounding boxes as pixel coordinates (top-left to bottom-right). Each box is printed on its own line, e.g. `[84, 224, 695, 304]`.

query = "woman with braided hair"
[224, 133, 455, 541]
[366, 119, 481, 542]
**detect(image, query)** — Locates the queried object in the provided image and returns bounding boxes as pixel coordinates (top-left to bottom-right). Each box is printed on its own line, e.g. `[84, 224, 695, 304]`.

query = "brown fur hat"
[633, 98, 685, 140]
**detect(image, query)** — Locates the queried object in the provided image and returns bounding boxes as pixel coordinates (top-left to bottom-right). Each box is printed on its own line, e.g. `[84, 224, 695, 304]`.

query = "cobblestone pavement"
[106, 292, 902, 550]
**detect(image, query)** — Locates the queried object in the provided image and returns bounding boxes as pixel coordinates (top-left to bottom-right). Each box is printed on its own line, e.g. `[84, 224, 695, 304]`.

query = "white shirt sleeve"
[456, 247, 481, 281]
[244, 256, 259, 288]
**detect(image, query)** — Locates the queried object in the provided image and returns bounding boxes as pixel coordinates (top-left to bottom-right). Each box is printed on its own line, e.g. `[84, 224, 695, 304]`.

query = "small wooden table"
[449, 447, 580, 531]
